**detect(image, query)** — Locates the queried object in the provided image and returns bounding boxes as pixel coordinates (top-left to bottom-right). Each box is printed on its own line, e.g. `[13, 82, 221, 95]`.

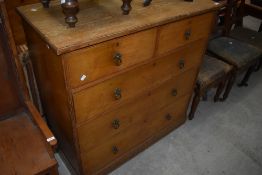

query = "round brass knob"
[179, 59, 185, 69]
[114, 53, 122, 66]
[165, 114, 172, 121]
[172, 89, 178, 97]
[112, 119, 120, 129]
[112, 146, 119, 154]
[114, 88, 122, 100]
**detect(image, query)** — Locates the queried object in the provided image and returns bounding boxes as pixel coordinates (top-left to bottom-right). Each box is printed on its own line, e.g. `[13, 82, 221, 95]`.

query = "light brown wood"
[3, 0, 39, 45]
[18, 0, 219, 174]
[0, 1, 58, 174]
[26, 100, 57, 150]
[77, 68, 198, 153]
[73, 39, 206, 124]
[23, 22, 82, 174]
[0, 113, 58, 175]
[157, 12, 215, 55]
[17, 0, 223, 55]
[64, 28, 157, 88]
[80, 94, 191, 174]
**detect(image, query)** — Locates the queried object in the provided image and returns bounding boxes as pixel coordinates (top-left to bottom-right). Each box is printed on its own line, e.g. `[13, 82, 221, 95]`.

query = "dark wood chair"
[207, 0, 262, 101]
[229, 0, 262, 70]
[189, 55, 233, 120]
[0, 1, 58, 174]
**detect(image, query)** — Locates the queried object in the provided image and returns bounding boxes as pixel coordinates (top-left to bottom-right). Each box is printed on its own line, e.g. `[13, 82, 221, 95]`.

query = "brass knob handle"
[179, 59, 185, 69]
[114, 88, 122, 100]
[112, 119, 120, 129]
[114, 53, 122, 66]
[112, 146, 119, 154]
[172, 89, 178, 96]
[184, 29, 191, 40]
[165, 114, 172, 121]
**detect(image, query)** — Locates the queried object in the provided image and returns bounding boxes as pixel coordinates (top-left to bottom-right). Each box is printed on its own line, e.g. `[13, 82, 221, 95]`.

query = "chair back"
[223, 0, 245, 36]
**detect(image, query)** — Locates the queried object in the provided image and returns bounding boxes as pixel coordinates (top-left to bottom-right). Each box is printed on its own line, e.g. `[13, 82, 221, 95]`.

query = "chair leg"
[220, 72, 236, 101]
[238, 64, 256, 87]
[214, 78, 226, 102]
[202, 90, 208, 101]
[188, 86, 202, 120]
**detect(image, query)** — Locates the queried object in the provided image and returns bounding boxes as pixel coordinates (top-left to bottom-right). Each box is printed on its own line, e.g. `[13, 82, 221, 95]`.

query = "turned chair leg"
[143, 0, 152, 6]
[188, 85, 201, 120]
[122, 0, 132, 15]
[214, 78, 226, 102]
[220, 72, 236, 101]
[41, 0, 51, 8]
[238, 64, 256, 87]
[62, 0, 79, 28]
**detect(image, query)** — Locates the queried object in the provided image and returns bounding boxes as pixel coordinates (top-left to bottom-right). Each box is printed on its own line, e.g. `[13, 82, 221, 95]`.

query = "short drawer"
[64, 28, 157, 88]
[80, 94, 191, 175]
[77, 68, 198, 152]
[157, 12, 214, 55]
[73, 39, 205, 124]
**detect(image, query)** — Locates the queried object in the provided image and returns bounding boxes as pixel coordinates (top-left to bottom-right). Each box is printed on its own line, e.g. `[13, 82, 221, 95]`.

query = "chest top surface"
[17, 0, 222, 55]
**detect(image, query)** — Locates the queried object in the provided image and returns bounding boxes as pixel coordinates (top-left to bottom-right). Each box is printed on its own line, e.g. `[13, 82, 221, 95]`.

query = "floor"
[57, 16, 262, 175]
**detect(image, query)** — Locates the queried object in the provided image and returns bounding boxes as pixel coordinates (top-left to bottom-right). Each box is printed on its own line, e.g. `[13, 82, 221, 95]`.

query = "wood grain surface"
[0, 113, 57, 175]
[17, 0, 223, 55]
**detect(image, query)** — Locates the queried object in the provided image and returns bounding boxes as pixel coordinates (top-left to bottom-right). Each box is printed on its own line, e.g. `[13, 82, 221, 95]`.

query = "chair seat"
[197, 55, 232, 88]
[0, 113, 57, 175]
[230, 27, 262, 50]
[208, 37, 262, 68]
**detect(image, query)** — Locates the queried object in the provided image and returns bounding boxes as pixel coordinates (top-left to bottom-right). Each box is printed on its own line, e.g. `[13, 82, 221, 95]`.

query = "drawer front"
[64, 29, 157, 88]
[74, 39, 206, 124]
[80, 94, 191, 175]
[77, 68, 198, 152]
[157, 12, 214, 56]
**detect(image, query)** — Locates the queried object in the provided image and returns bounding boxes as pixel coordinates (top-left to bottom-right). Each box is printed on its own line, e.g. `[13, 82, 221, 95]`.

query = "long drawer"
[80, 93, 191, 175]
[73, 39, 206, 124]
[157, 12, 214, 56]
[77, 68, 198, 153]
[64, 28, 157, 88]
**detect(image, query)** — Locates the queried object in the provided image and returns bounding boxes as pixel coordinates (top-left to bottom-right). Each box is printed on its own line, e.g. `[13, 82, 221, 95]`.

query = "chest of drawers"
[18, 0, 221, 174]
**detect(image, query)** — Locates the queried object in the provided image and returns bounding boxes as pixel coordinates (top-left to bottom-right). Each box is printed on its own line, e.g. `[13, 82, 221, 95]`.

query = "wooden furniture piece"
[208, 0, 262, 101]
[188, 55, 233, 120]
[41, 0, 153, 27]
[229, 0, 262, 70]
[0, 0, 42, 112]
[18, 0, 222, 174]
[0, 1, 58, 174]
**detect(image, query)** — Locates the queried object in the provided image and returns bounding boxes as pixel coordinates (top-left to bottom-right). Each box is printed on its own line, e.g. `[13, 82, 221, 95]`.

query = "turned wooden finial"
[41, 0, 51, 8]
[121, 0, 132, 15]
[61, 0, 79, 28]
[143, 0, 152, 7]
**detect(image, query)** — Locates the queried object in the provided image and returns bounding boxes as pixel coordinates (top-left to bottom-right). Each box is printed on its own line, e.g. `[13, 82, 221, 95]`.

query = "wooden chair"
[229, 0, 262, 70]
[0, 1, 58, 174]
[188, 55, 233, 120]
[207, 0, 262, 101]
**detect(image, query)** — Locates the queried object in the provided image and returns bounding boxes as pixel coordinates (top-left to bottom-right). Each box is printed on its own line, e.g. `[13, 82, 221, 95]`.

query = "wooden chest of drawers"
[18, 0, 222, 174]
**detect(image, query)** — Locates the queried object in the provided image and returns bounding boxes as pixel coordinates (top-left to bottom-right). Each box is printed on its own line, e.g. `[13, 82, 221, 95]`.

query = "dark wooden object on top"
[0, 1, 58, 174]
[207, 0, 262, 101]
[189, 55, 233, 120]
[40, 0, 153, 27]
